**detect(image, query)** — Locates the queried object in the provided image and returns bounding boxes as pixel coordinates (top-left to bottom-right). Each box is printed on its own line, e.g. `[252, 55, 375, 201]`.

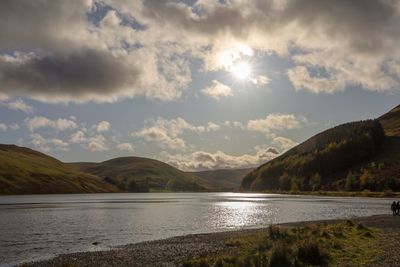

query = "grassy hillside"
[0, 145, 118, 194]
[241, 105, 400, 192]
[189, 168, 253, 191]
[69, 157, 210, 192]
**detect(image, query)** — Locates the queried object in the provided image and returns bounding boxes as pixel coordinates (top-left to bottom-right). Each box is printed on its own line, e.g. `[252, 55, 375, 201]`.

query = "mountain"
[0, 144, 118, 194]
[189, 168, 253, 191]
[241, 105, 400, 192]
[68, 157, 210, 192]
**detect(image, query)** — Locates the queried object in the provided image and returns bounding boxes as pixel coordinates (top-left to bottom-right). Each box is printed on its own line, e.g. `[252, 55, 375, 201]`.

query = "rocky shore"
[20, 214, 400, 267]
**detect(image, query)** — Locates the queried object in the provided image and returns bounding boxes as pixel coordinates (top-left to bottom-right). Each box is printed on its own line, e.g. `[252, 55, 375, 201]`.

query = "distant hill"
[241, 105, 400, 192]
[0, 145, 118, 194]
[189, 168, 253, 191]
[68, 157, 210, 192]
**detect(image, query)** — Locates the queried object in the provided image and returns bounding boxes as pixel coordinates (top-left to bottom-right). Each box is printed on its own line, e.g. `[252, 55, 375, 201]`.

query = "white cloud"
[206, 122, 220, 131]
[4, 99, 34, 113]
[288, 66, 345, 94]
[162, 146, 280, 171]
[201, 80, 233, 100]
[247, 113, 303, 134]
[96, 121, 111, 132]
[26, 116, 77, 132]
[251, 75, 271, 86]
[0, 122, 20, 132]
[0, 123, 7, 131]
[272, 136, 298, 151]
[70, 130, 87, 144]
[8, 123, 20, 130]
[30, 133, 69, 152]
[87, 135, 108, 152]
[117, 142, 134, 152]
[133, 117, 221, 150]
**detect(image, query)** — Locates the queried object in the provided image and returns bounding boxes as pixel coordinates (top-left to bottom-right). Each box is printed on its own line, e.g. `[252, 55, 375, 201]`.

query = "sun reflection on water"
[209, 200, 278, 229]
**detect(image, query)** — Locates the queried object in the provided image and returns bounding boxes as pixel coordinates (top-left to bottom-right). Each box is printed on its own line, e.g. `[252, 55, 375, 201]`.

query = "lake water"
[0, 193, 394, 266]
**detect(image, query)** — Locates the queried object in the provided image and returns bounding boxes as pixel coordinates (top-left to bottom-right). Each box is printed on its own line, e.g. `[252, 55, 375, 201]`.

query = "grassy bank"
[183, 220, 384, 267]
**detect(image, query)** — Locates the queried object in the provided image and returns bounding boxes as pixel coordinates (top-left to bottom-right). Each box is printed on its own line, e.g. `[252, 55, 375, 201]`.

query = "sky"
[0, 0, 399, 171]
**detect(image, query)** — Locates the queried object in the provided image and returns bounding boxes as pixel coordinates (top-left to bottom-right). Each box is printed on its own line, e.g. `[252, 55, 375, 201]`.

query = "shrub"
[297, 239, 328, 266]
[269, 245, 292, 267]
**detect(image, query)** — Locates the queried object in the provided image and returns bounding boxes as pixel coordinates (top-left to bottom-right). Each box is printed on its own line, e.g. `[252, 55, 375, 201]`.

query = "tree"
[344, 171, 357, 191]
[310, 173, 322, 191]
[359, 170, 374, 190]
[279, 173, 291, 191]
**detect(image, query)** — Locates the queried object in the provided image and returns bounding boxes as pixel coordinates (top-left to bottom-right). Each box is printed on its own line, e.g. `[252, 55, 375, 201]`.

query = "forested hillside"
[241, 105, 400, 192]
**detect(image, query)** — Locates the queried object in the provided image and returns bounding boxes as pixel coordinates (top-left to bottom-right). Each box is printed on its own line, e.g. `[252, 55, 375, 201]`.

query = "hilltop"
[0, 144, 118, 194]
[69, 157, 210, 192]
[241, 105, 400, 192]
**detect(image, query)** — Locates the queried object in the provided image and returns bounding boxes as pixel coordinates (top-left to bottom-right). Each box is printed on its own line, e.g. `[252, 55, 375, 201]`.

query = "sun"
[231, 62, 251, 80]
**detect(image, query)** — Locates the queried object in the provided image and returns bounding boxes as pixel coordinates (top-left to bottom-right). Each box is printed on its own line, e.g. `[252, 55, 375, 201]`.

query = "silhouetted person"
[396, 201, 400, 215]
[392, 201, 397, 215]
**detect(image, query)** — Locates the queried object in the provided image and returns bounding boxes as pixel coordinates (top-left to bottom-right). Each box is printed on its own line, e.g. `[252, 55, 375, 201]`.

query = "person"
[392, 201, 397, 215]
[396, 201, 400, 215]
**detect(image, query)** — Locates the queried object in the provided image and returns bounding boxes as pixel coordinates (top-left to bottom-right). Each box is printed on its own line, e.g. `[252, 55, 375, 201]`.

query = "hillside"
[189, 168, 252, 191]
[241, 105, 400, 192]
[69, 157, 210, 192]
[0, 145, 118, 194]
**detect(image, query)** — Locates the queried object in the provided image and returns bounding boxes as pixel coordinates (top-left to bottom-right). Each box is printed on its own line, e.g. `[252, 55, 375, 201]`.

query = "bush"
[297, 239, 328, 266]
[269, 245, 292, 267]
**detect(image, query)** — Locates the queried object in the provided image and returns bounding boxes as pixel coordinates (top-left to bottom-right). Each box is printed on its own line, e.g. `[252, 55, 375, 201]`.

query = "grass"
[183, 220, 384, 267]
[0, 145, 117, 194]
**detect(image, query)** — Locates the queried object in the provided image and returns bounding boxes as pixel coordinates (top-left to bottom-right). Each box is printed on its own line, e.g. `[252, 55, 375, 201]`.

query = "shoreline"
[19, 214, 400, 267]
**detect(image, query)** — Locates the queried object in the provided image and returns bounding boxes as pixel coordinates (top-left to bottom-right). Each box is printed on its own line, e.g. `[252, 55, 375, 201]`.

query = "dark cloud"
[0, 49, 141, 102]
[0, 1, 91, 51]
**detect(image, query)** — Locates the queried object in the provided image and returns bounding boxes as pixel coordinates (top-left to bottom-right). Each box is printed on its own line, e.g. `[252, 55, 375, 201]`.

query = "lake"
[0, 193, 394, 266]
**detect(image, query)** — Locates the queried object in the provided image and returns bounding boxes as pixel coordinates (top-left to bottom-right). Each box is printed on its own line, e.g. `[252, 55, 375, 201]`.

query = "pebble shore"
[20, 214, 400, 267]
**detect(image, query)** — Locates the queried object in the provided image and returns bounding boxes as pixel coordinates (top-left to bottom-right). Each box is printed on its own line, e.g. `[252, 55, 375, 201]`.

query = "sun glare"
[231, 62, 251, 80]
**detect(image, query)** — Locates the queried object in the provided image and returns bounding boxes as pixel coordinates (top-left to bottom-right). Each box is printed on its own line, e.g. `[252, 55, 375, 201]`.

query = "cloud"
[0, 122, 20, 132]
[87, 135, 108, 152]
[134, 0, 400, 93]
[117, 142, 134, 152]
[0, 123, 7, 132]
[29, 133, 69, 152]
[201, 80, 233, 100]
[247, 113, 303, 134]
[1, 99, 34, 113]
[70, 130, 87, 144]
[162, 146, 280, 171]
[132, 117, 220, 150]
[0, 1, 192, 103]
[251, 75, 271, 87]
[26, 116, 77, 132]
[2, 0, 400, 104]
[133, 117, 221, 150]
[96, 121, 111, 132]
[272, 136, 299, 151]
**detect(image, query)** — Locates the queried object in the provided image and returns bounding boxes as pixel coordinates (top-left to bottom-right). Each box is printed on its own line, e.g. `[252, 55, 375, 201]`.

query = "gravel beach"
[20, 214, 400, 267]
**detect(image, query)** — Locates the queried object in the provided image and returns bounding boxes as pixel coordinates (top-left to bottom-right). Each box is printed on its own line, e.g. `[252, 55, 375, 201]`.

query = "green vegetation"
[183, 221, 383, 267]
[69, 157, 211, 192]
[241, 105, 400, 193]
[189, 168, 253, 191]
[0, 145, 118, 194]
